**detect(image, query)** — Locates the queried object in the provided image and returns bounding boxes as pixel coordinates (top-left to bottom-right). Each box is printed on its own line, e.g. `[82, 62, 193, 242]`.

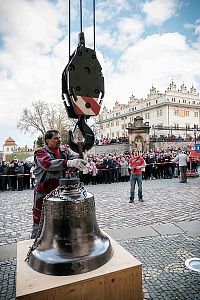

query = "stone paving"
[0, 176, 200, 299]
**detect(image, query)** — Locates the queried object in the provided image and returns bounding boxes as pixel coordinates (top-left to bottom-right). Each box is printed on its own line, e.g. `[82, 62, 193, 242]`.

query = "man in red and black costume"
[31, 129, 87, 238]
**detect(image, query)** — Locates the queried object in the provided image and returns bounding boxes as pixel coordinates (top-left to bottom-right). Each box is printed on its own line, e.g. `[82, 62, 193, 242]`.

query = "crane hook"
[68, 116, 95, 158]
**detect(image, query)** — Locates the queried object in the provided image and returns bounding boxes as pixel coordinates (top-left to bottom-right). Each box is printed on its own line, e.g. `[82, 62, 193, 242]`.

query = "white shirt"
[173, 153, 189, 167]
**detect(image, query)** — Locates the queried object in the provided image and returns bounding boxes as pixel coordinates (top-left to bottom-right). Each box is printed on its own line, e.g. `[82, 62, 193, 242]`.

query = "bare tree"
[17, 100, 76, 141]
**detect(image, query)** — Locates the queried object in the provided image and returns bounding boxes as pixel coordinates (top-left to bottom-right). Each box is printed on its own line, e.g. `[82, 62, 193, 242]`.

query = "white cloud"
[0, 1, 63, 54]
[103, 32, 200, 109]
[83, 17, 144, 53]
[117, 17, 144, 42]
[185, 19, 200, 36]
[96, 0, 130, 24]
[142, 0, 179, 26]
[0, 0, 200, 148]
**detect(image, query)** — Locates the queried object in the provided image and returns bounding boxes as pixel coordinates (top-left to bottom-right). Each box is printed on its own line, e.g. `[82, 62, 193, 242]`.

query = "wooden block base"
[16, 237, 142, 300]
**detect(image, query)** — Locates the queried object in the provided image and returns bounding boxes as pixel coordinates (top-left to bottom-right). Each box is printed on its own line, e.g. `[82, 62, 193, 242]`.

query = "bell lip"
[27, 241, 113, 276]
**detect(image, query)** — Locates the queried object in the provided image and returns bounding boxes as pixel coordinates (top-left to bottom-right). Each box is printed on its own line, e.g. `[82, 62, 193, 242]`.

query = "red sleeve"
[35, 148, 51, 169]
[35, 148, 65, 171]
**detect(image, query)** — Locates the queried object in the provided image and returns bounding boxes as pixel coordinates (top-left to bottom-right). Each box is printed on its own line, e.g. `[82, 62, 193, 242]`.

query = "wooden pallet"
[16, 237, 142, 300]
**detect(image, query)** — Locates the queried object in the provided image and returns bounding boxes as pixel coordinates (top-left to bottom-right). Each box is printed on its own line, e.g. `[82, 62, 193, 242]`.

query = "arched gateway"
[127, 116, 151, 152]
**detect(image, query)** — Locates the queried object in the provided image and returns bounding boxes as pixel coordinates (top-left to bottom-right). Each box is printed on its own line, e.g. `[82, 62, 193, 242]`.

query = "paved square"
[0, 177, 200, 299]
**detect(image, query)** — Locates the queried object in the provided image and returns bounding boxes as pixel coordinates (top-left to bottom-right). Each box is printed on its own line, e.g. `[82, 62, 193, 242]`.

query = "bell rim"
[27, 241, 113, 276]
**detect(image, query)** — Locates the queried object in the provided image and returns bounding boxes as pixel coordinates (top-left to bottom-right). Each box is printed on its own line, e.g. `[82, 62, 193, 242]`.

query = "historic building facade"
[2, 137, 18, 160]
[97, 81, 200, 141]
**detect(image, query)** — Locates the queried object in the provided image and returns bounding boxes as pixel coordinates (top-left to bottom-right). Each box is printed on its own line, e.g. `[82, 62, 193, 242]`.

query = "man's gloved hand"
[67, 159, 88, 171]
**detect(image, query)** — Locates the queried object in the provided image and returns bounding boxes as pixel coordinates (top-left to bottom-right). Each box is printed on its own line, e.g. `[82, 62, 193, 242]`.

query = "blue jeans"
[130, 174, 143, 199]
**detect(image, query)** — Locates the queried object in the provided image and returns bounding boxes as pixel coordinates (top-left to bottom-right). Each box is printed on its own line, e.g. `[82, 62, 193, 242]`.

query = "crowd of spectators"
[0, 145, 198, 192]
[95, 134, 199, 144]
[149, 134, 200, 142]
[78, 147, 198, 185]
[95, 136, 129, 145]
[0, 160, 34, 191]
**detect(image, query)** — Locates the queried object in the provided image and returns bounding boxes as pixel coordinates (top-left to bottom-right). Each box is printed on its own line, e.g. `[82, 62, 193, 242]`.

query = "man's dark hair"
[44, 130, 60, 144]
[132, 148, 138, 154]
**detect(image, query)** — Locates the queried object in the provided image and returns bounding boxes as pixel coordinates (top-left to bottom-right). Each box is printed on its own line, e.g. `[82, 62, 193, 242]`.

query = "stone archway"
[127, 116, 150, 152]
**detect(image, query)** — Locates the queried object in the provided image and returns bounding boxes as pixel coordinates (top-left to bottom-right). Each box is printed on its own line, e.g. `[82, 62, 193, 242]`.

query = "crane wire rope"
[68, 0, 96, 55]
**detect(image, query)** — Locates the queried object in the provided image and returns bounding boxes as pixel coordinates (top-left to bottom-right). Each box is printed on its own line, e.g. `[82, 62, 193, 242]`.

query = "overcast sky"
[0, 0, 200, 148]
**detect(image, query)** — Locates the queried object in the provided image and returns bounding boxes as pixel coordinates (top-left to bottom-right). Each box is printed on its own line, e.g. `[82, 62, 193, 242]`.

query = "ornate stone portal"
[127, 116, 150, 152]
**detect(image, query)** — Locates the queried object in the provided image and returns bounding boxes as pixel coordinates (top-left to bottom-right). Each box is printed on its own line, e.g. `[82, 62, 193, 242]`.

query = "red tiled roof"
[3, 137, 17, 147]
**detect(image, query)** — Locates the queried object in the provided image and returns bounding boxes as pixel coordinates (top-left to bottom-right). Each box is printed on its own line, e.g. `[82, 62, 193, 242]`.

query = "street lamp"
[194, 124, 197, 145]
[152, 124, 155, 137]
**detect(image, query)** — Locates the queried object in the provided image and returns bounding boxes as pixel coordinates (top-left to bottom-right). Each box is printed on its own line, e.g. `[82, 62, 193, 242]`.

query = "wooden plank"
[16, 237, 142, 300]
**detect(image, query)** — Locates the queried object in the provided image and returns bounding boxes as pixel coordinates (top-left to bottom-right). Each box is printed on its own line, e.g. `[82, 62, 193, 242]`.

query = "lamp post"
[194, 124, 197, 145]
[152, 124, 155, 139]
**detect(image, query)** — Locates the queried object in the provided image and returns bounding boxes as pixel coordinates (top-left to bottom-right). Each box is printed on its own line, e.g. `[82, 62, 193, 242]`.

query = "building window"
[174, 110, 178, 116]
[194, 112, 198, 117]
[106, 123, 109, 128]
[183, 99, 186, 103]
[192, 101, 195, 104]
[111, 122, 114, 127]
[112, 132, 114, 137]
[174, 124, 179, 129]
[122, 125, 124, 130]
[145, 113, 149, 119]
[146, 103, 148, 107]
[157, 110, 162, 116]
[172, 97, 176, 101]
[116, 121, 119, 126]
[185, 111, 189, 117]
[156, 100, 158, 104]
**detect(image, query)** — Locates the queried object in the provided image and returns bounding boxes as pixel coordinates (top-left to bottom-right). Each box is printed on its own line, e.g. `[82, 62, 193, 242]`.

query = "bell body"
[27, 179, 113, 276]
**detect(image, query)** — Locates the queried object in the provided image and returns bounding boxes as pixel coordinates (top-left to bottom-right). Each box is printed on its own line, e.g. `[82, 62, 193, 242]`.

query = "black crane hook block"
[62, 32, 104, 119]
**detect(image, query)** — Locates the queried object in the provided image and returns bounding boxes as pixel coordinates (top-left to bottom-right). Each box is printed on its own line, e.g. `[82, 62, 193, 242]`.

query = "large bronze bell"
[27, 178, 113, 276]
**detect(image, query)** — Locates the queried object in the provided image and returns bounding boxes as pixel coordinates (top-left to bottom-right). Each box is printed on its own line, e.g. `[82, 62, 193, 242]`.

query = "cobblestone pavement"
[0, 176, 200, 299]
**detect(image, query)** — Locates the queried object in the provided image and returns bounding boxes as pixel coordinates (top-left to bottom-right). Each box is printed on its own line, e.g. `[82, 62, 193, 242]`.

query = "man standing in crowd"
[102, 155, 114, 184]
[31, 129, 88, 238]
[129, 148, 146, 203]
[173, 150, 189, 183]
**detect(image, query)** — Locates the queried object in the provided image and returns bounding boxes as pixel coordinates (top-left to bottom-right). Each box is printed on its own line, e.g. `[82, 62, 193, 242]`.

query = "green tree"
[35, 136, 44, 148]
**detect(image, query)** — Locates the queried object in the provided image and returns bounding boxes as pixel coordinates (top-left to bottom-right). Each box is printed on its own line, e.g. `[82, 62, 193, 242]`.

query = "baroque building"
[2, 137, 18, 161]
[97, 81, 200, 141]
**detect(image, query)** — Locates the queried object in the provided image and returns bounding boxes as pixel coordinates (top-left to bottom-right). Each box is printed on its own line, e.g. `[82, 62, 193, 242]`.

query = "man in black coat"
[103, 155, 114, 184]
